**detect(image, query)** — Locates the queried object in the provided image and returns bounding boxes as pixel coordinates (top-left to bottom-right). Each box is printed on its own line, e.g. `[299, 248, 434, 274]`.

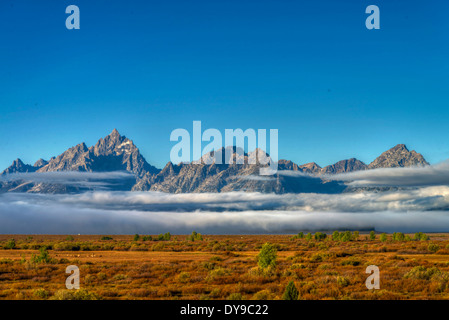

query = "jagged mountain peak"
[1, 158, 37, 175]
[298, 162, 322, 174]
[33, 158, 48, 168]
[321, 158, 367, 175]
[368, 144, 429, 169]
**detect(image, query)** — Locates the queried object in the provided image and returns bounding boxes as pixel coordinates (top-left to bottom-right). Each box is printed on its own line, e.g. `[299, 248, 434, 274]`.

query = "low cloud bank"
[0, 171, 135, 189]
[325, 161, 449, 187]
[1, 189, 449, 234]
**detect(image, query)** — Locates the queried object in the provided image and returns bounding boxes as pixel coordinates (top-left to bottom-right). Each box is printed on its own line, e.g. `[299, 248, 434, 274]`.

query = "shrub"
[428, 243, 440, 253]
[341, 257, 361, 266]
[188, 231, 203, 241]
[380, 233, 387, 242]
[282, 281, 299, 300]
[31, 247, 54, 264]
[133, 234, 140, 241]
[404, 266, 449, 281]
[51, 289, 100, 300]
[340, 231, 352, 242]
[251, 290, 275, 300]
[227, 293, 243, 300]
[5, 239, 16, 249]
[257, 243, 277, 269]
[337, 276, 350, 287]
[332, 231, 340, 241]
[305, 233, 313, 241]
[314, 232, 327, 241]
[369, 231, 376, 240]
[101, 236, 113, 241]
[177, 272, 191, 283]
[291, 232, 304, 240]
[353, 231, 359, 240]
[65, 236, 74, 241]
[33, 288, 49, 299]
[394, 232, 405, 242]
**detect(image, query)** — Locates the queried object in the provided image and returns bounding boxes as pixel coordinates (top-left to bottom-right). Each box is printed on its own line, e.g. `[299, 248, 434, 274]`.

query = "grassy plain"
[0, 233, 449, 300]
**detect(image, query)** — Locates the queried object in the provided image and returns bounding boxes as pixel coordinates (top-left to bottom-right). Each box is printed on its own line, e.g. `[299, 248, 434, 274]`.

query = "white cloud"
[1, 188, 449, 234]
[325, 161, 449, 187]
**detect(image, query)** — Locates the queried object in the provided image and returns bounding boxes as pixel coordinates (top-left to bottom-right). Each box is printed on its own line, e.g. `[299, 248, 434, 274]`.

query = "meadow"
[0, 231, 448, 300]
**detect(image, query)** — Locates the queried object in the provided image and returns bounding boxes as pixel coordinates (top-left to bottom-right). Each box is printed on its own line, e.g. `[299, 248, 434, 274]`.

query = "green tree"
[340, 231, 352, 242]
[305, 233, 313, 241]
[5, 239, 16, 249]
[353, 231, 359, 240]
[395, 232, 405, 241]
[31, 247, 52, 264]
[133, 234, 140, 241]
[163, 232, 171, 241]
[257, 242, 277, 269]
[282, 281, 299, 300]
[380, 233, 387, 242]
[369, 231, 376, 240]
[332, 231, 340, 241]
[314, 232, 327, 241]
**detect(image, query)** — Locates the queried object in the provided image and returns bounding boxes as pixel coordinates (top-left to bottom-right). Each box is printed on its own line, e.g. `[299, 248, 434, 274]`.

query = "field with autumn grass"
[0, 231, 449, 300]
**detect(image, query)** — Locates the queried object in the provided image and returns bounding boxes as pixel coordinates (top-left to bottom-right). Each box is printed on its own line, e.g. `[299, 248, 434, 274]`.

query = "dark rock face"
[33, 159, 48, 168]
[367, 144, 429, 169]
[1, 159, 37, 175]
[38, 129, 158, 177]
[298, 162, 322, 174]
[321, 158, 367, 175]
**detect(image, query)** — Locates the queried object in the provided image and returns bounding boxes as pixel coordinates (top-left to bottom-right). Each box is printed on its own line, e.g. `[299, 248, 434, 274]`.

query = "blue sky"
[0, 0, 448, 170]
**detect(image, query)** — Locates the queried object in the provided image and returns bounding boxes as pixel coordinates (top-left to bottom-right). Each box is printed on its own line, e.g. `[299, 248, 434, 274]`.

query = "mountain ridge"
[0, 130, 430, 194]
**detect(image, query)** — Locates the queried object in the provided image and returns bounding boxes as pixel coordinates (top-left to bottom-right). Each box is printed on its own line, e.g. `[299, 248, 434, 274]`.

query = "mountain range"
[0, 129, 429, 194]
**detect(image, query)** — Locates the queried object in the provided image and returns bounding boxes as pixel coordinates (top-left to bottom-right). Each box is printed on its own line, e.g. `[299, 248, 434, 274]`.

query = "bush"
[404, 266, 449, 281]
[133, 234, 140, 241]
[428, 243, 440, 253]
[227, 293, 243, 300]
[101, 236, 113, 241]
[31, 247, 54, 264]
[314, 232, 327, 241]
[353, 231, 359, 240]
[337, 276, 350, 287]
[393, 232, 405, 241]
[51, 289, 101, 300]
[5, 239, 16, 249]
[332, 231, 340, 241]
[414, 232, 430, 241]
[305, 233, 313, 241]
[251, 290, 275, 300]
[282, 281, 299, 300]
[188, 231, 203, 241]
[369, 231, 376, 240]
[177, 272, 191, 283]
[33, 288, 50, 299]
[340, 231, 352, 242]
[291, 232, 304, 240]
[380, 233, 387, 242]
[257, 243, 277, 269]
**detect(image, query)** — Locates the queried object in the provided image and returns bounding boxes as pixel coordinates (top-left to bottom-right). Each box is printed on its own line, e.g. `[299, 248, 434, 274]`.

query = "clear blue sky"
[0, 0, 448, 170]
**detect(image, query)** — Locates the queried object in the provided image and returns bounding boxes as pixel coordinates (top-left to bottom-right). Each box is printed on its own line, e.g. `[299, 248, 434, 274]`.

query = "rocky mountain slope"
[0, 130, 430, 194]
[367, 144, 429, 169]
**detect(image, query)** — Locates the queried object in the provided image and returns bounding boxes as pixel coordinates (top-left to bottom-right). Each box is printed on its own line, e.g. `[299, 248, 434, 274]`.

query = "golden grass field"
[0, 232, 449, 300]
